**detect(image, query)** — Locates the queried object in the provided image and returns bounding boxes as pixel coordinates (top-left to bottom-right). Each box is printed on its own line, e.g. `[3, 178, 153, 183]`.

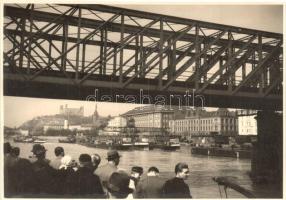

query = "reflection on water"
[7, 137, 279, 198]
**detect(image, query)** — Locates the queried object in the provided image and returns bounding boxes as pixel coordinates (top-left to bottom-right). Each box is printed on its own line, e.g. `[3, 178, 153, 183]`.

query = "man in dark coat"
[95, 150, 121, 193]
[135, 166, 164, 198]
[71, 154, 105, 198]
[9, 147, 35, 196]
[30, 144, 58, 196]
[162, 162, 192, 198]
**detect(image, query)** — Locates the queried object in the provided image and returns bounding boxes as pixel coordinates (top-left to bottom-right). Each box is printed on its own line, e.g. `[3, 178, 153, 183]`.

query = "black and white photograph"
[2, 2, 284, 199]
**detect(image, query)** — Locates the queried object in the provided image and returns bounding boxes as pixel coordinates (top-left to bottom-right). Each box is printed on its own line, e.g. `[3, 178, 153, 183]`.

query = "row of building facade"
[39, 104, 257, 137]
[119, 106, 257, 137]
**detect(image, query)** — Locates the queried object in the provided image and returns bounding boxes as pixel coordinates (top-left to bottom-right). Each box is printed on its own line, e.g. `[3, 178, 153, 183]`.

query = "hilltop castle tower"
[59, 104, 84, 117]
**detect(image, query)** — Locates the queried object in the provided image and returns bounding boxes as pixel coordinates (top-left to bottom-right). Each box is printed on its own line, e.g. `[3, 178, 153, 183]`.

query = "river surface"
[7, 136, 280, 198]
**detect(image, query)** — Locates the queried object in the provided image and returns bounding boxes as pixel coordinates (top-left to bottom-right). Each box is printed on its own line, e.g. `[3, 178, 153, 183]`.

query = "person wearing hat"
[135, 166, 165, 198]
[107, 172, 133, 198]
[94, 150, 121, 194]
[31, 144, 50, 164]
[50, 146, 65, 169]
[4, 142, 15, 196]
[66, 154, 104, 198]
[30, 144, 58, 195]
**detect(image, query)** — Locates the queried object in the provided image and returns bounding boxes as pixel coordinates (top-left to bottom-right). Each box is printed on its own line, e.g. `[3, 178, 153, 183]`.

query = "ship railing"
[212, 176, 256, 198]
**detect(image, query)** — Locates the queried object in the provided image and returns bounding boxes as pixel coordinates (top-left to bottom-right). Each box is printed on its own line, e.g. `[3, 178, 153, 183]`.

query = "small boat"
[87, 136, 132, 150]
[191, 146, 252, 159]
[113, 137, 133, 150]
[162, 141, 181, 150]
[59, 136, 76, 143]
[154, 137, 181, 151]
[13, 136, 34, 143]
[133, 137, 150, 150]
[33, 139, 46, 144]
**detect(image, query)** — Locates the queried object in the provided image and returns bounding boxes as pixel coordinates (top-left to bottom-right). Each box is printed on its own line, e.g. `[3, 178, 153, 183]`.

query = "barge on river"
[78, 133, 180, 151]
[191, 146, 252, 159]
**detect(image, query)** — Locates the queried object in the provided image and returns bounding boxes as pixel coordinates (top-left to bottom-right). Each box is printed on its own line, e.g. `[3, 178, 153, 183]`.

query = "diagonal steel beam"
[79, 17, 161, 83]
[162, 30, 227, 90]
[141, 26, 194, 76]
[5, 6, 78, 59]
[158, 30, 229, 81]
[28, 19, 77, 71]
[186, 44, 229, 83]
[3, 53, 28, 80]
[6, 28, 266, 67]
[143, 53, 169, 77]
[83, 18, 160, 76]
[155, 42, 196, 79]
[111, 53, 136, 76]
[123, 25, 193, 78]
[121, 25, 194, 88]
[215, 47, 257, 85]
[197, 35, 257, 93]
[5, 17, 55, 69]
[52, 14, 120, 74]
[120, 42, 159, 77]
[231, 41, 282, 95]
[5, 6, 281, 53]
[5, 33, 45, 71]
[263, 70, 282, 97]
[8, 17, 77, 82]
[8, 10, 120, 82]
[5, 31, 42, 69]
[69, 4, 282, 39]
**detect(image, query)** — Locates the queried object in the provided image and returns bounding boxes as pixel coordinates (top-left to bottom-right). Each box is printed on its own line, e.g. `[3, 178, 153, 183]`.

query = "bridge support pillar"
[251, 111, 282, 196]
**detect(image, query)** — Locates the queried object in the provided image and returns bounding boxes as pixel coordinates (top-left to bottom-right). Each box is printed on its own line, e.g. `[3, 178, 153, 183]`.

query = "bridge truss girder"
[3, 4, 283, 110]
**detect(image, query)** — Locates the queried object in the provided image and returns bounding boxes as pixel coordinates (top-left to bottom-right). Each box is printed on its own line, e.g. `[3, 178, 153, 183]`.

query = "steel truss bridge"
[3, 4, 283, 110]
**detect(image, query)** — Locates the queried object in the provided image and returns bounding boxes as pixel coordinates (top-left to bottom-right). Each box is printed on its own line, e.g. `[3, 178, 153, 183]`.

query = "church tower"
[93, 102, 99, 124]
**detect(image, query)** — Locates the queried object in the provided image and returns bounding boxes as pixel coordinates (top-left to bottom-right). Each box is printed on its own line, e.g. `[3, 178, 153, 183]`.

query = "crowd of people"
[4, 142, 192, 198]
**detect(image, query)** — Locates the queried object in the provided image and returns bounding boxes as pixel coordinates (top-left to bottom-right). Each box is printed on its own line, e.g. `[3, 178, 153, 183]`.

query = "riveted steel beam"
[122, 25, 194, 88]
[197, 35, 257, 93]
[215, 47, 257, 85]
[4, 6, 281, 52]
[162, 30, 227, 90]
[68, 4, 282, 39]
[232, 41, 283, 95]
[186, 44, 229, 83]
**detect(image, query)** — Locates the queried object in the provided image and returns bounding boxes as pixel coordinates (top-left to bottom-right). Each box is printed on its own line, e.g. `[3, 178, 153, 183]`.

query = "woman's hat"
[106, 150, 121, 160]
[31, 144, 47, 155]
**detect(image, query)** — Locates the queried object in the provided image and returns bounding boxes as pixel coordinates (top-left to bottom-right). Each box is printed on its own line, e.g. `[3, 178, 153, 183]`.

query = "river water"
[7, 136, 279, 198]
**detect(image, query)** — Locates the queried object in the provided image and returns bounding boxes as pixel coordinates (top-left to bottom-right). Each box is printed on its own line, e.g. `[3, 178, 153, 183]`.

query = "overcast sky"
[114, 4, 283, 33]
[3, 4, 283, 128]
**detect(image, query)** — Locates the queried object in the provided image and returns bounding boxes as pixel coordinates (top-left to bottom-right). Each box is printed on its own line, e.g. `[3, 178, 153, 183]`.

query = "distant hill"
[19, 114, 111, 135]
[4, 126, 13, 130]
[4, 126, 18, 136]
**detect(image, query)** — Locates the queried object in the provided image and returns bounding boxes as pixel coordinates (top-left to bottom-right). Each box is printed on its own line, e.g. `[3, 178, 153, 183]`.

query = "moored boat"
[13, 136, 34, 143]
[33, 139, 47, 144]
[162, 138, 181, 150]
[84, 136, 133, 150]
[153, 136, 181, 151]
[113, 137, 133, 150]
[133, 137, 150, 150]
[191, 146, 252, 159]
[59, 136, 76, 143]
